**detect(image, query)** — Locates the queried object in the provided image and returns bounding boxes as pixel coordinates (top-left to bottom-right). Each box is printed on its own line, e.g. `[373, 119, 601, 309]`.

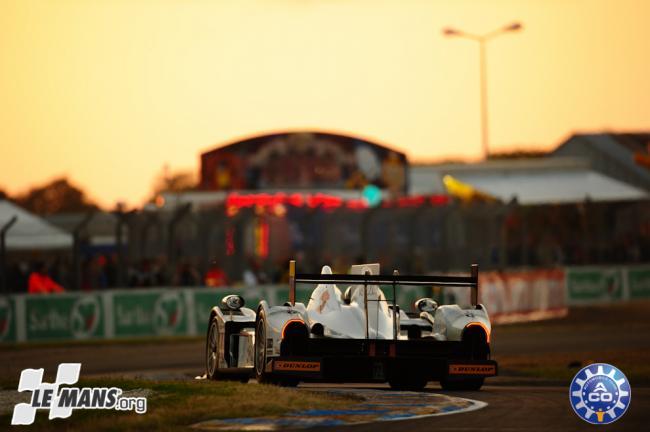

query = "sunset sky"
[1, 0, 649, 208]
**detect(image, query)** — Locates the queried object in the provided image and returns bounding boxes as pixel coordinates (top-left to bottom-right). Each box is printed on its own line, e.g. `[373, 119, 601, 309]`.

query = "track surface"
[303, 384, 648, 432]
[2, 302, 649, 431]
[490, 301, 650, 357]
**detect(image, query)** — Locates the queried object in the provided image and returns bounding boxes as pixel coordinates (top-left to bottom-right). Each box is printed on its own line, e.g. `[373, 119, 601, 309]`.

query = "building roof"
[0, 200, 72, 250]
[551, 133, 650, 191]
[201, 130, 403, 157]
[410, 157, 648, 204]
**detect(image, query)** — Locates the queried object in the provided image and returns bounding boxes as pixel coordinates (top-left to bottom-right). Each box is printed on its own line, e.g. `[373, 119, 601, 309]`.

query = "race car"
[205, 260, 497, 391]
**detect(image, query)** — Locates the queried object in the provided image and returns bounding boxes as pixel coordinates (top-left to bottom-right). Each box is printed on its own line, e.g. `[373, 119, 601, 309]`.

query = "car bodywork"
[205, 260, 497, 390]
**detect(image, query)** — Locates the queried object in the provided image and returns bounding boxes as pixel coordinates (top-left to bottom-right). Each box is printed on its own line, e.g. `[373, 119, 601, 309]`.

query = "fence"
[157, 199, 650, 277]
[2, 199, 648, 294]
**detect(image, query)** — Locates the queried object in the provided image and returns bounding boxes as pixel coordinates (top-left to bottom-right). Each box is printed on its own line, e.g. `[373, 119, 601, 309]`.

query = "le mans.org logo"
[11, 363, 146, 425]
[569, 363, 631, 425]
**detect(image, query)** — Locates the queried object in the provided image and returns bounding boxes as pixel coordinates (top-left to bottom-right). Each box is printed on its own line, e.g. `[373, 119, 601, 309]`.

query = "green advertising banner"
[24, 294, 104, 341]
[274, 286, 312, 305]
[2, 284, 437, 344]
[0, 296, 16, 343]
[193, 286, 284, 334]
[566, 267, 624, 303]
[193, 290, 218, 335]
[112, 290, 189, 337]
[398, 286, 432, 310]
[628, 267, 650, 299]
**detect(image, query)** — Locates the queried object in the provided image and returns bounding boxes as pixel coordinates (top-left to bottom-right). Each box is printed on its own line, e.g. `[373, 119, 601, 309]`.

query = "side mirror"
[222, 294, 245, 311]
[415, 298, 438, 313]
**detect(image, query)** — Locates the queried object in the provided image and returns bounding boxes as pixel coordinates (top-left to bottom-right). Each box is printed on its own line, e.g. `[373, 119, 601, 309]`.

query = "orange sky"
[1, 0, 649, 208]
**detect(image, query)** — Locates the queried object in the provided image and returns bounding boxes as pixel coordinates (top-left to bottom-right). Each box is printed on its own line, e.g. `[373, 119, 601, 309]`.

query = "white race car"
[205, 261, 496, 391]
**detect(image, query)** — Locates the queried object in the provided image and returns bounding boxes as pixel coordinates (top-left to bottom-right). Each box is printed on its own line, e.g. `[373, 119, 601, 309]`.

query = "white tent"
[449, 169, 648, 204]
[0, 200, 72, 250]
[410, 158, 649, 204]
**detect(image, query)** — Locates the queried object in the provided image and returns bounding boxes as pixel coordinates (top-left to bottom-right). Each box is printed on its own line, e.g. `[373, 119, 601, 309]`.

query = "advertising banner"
[112, 290, 189, 338]
[628, 267, 650, 299]
[4, 265, 648, 343]
[438, 269, 567, 324]
[193, 290, 219, 335]
[480, 270, 567, 324]
[23, 293, 104, 341]
[566, 267, 624, 304]
[192, 286, 269, 335]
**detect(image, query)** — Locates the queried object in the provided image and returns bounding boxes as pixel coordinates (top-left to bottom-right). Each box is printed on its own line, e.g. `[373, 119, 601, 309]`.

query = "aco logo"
[569, 363, 631, 424]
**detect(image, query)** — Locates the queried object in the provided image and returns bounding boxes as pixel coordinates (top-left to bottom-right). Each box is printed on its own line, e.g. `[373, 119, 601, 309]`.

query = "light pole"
[443, 22, 522, 159]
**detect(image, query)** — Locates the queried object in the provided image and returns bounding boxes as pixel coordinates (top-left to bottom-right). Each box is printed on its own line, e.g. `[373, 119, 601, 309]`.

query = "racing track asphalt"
[303, 384, 648, 432]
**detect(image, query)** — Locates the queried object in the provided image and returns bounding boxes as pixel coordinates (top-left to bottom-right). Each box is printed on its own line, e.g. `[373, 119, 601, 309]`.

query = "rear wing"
[288, 260, 479, 307]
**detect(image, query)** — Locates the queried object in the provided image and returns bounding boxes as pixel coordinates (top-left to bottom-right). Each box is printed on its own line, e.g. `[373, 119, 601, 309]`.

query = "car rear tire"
[388, 368, 428, 391]
[439, 377, 484, 391]
[388, 377, 428, 391]
[440, 325, 489, 391]
[206, 316, 222, 380]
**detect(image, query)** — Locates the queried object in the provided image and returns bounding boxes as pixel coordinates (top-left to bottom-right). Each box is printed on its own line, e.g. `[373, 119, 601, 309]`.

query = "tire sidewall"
[255, 311, 268, 382]
[206, 317, 220, 380]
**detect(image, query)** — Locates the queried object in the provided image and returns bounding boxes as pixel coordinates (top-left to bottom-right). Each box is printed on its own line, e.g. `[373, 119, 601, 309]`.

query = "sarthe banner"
[565, 265, 650, 304]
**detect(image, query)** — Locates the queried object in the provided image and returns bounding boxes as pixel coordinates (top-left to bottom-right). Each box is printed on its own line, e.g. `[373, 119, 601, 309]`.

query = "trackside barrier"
[0, 285, 427, 343]
[481, 269, 568, 324]
[565, 266, 650, 304]
[441, 269, 568, 324]
[1, 266, 648, 343]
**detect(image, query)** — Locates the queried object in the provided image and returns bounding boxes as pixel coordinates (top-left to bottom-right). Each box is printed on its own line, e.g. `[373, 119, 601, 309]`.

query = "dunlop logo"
[449, 364, 496, 375]
[274, 361, 321, 372]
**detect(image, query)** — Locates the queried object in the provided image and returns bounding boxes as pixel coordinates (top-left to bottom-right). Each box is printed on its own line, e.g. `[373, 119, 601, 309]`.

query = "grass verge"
[497, 348, 650, 386]
[0, 336, 203, 352]
[1, 378, 358, 431]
